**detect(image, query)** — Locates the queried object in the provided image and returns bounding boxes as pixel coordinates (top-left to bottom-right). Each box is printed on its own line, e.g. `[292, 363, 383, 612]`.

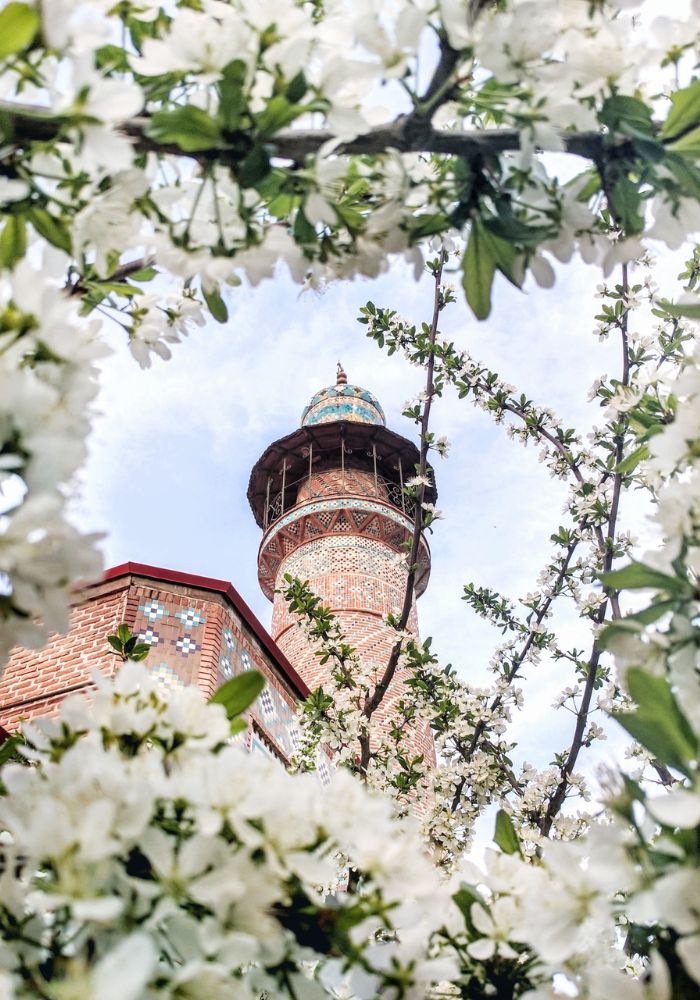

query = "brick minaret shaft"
[248, 366, 436, 766]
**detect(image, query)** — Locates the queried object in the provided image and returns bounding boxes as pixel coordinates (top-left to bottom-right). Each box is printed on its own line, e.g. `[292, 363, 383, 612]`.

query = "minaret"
[248, 367, 436, 765]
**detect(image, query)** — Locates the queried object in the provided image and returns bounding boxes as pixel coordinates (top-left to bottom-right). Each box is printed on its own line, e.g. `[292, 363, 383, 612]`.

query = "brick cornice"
[257, 499, 431, 600]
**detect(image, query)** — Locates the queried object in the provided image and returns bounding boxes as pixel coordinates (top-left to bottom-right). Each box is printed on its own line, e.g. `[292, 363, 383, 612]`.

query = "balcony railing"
[263, 470, 416, 530]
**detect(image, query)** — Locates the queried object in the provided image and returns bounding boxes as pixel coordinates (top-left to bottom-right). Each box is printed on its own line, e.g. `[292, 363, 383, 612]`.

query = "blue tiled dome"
[301, 381, 386, 427]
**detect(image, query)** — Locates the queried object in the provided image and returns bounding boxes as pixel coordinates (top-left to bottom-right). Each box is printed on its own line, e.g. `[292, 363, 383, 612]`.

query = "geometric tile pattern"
[139, 599, 169, 622]
[215, 609, 306, 764]
[173, 635, 198, 656]
[132, 591, 209, 687]
[301, 382, 386, 428]
[257, 496, 430, 600]
[175, 607, 206, 630]
[151, 661, 185, 688]
[138, 627, 161, 646]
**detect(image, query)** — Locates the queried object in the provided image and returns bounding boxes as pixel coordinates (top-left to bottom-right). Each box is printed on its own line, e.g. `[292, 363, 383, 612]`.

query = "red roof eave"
[94, 562, 310, 700]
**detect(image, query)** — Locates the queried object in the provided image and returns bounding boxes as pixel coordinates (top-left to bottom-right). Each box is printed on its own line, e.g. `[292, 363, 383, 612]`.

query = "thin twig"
[358, 252, 446, 774]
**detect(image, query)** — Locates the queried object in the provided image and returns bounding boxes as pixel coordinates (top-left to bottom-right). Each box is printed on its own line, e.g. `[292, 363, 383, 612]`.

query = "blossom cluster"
[0, 663, 453, 1000]
[0, 0, 699, 666]
[0, 257, 105, 662]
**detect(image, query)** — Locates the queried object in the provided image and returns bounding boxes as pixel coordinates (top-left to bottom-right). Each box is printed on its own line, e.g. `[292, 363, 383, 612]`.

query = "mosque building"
[0, 368, 437, 771]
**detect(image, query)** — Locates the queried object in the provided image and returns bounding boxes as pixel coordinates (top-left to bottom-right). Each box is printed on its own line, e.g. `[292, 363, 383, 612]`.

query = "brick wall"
[0, 568, 314, 773]
[264, 465, 436, 769]
[0, 578, 128, 730]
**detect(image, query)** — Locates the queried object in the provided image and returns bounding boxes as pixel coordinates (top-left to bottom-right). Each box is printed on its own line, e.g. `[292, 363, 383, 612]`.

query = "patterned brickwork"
[0, 569, 312, 771]
[264, 490, 435, 769]
[258, 497, 430, 600]
[271, 536, 418, 638]
[296, 467, 388, 503]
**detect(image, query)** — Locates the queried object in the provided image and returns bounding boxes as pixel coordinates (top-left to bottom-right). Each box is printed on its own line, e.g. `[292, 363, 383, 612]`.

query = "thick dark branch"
[271, 122, 607, 162]
[417, 37, 461, 111]
[0, 101, 610, 166]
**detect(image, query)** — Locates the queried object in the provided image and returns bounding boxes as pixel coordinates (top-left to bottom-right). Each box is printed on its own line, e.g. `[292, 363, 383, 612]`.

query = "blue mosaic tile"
[139, 599, 169, 622]
[317, 756, 331, 787]
[223, 628, 236, 650]
[219, 655, 233, 679]
[240, 649, 252, 670]
[259, 688, 276, 718]
[151, 662, 184, 688]
[175, 607, 206, 630]
[138, 627, 161, 646]
[173, 635, 198, 656]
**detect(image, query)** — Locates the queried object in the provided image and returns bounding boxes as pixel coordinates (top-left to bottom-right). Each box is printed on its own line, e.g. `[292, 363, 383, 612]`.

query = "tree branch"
[358, 253, 446, 773]
[0, 101, 612, 166]
[538, 262, 634, 835]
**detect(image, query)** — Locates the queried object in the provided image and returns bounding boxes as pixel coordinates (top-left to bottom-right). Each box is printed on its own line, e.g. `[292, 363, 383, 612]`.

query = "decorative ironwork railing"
[263, 470, 416, 530]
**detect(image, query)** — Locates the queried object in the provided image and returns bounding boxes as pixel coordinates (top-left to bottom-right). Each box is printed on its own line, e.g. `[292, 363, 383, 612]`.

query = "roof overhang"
[247, 420, 437, 529]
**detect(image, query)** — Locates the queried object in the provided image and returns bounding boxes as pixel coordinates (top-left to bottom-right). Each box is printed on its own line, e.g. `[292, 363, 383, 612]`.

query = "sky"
[74, 238, 686, 790]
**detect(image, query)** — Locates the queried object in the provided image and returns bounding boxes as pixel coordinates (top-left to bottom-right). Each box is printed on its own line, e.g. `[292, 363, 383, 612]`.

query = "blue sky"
[77, 246, 680, 778]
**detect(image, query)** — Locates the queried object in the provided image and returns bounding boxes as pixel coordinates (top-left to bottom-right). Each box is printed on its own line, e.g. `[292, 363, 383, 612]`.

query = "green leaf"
[211, 670, 266, 719]
[656, 297, 700, 320]
[0, 3, 39, 61]
[286, 71, 307, 104]
[480, 222, 523, 287]
[202, 285, 228, 323]
[600, 95, 655, 137]
[493, 809, 522, 855]
[129, 266, 158, 282]
[665, 153, 700, 201]
[293, 207, 317, 245]
[145, 106, 222, 152]
[661, 79, 700, 141]
[452, 884, 483, 933]
[667, 125, 700, 157]
[0, 734, 22, 766]
[613, 668, 698, 777]
[628, 600, 679, 625]
[107, 635, 124, 653]
[463, 219, 496, 320]
[256, 95, 302, 137]
[483, 214, 550, 248]
[238, 145, 271, 188]
[26, 207, 72, 254]
[609, 177, 644, 234]
[218, 59, 248, 132]
[599, 560, 688, 594]
[129, 644, 151, 661]
[94, 281, 143, 298]
[0, 214, 26, 268]
[230, 717, 248, 736]
[615, 443, 649, 475]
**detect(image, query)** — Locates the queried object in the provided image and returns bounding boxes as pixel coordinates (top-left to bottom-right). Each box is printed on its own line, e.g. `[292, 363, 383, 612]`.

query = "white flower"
[467, 899, 519, 961]
[647, 788, 700, 829]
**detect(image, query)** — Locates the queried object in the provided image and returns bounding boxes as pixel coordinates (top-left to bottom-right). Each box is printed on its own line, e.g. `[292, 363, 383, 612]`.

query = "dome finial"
[336, 361, 347, 385]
